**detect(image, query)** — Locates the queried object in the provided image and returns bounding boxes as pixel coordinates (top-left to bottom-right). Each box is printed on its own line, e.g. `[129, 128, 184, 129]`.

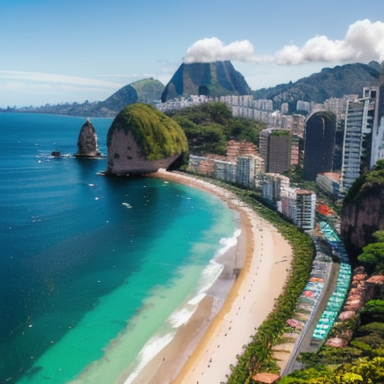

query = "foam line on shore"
[133, 170, 293, 384]
[123, 332, 175, 384]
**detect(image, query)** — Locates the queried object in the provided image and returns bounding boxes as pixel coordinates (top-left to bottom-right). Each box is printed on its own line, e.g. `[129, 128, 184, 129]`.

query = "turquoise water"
[0, 113, 237, 384]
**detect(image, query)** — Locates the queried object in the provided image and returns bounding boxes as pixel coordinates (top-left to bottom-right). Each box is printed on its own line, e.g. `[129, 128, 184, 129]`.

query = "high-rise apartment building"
[303, 111, 336, 181]
[294, 190, 317, 231]
[262, 173, 290, 205]
[236, 155, 264, 188]
[340, 86, 380, 192]
[259, 128, 291, 174]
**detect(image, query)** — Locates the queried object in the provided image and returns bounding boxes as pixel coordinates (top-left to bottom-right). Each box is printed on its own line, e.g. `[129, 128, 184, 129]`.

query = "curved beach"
[122, 170, 292, 384]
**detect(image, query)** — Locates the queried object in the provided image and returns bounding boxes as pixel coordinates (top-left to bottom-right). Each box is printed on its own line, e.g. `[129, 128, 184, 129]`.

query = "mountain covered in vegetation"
[161, 60, 251, 102]
[253, 61, 381, 111]
[106, 103, 188, 175]
[5, 78, 164, 117]
[3, 61, 382, 117]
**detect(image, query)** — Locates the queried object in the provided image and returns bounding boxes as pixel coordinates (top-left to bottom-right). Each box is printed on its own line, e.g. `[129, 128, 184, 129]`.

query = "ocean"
[0, 113, 239, 384]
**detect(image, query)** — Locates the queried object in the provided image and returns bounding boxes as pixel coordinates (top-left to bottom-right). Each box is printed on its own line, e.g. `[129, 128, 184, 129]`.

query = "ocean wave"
[168, 306, 197, 328]
[124, 332, 175, 384]
[216, 228, 241, 256]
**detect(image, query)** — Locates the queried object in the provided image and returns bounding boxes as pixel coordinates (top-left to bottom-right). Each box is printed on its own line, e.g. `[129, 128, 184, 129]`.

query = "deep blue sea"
[0, 113, 238, 384]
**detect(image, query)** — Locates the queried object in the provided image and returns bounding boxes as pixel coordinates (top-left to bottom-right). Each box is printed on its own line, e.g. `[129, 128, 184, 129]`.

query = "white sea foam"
[166, 228, 240, 329]
[166, 259, 224, 330]
[124, 332, 174, 384]
[187, 292, 206, 306]
[216, 228, 241, 256]
[199, 259, 224, 292]
[168, 306, 197, 328]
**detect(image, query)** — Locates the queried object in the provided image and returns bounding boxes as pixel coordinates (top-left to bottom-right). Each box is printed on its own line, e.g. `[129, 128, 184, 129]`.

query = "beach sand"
[120, 170, 292, 384]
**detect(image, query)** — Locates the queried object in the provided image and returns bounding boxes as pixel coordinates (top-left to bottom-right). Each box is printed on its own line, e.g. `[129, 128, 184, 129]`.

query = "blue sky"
[1, 0, 383, 107]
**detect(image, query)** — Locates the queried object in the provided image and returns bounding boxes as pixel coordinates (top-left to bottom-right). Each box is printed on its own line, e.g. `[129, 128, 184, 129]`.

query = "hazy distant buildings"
[303, 111, 336, 181]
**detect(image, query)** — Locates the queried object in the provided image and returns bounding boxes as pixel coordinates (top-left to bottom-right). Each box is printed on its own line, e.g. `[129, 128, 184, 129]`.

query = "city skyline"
[1, 0, 383, 107]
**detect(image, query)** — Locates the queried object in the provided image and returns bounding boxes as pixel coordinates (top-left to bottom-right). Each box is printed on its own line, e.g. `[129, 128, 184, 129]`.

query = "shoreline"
[119, 170, 293, 384]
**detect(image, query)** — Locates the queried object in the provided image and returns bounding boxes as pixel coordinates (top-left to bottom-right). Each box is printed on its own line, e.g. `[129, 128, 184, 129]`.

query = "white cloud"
[276, 19, 384, 65]
[183, 37, 273, 64]
[184, 20, 384, 66]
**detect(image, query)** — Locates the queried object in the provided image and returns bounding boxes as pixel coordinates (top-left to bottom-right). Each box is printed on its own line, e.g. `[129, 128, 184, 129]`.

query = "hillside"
[341, 159, 384, 261]
[161, 61, 251, 102]
[6, 78, 164, 117]
[167, 102, 265, 156]
[3, 62, 382, 117]
[253, 61, 381, 111]
[130, 78, 164, 104]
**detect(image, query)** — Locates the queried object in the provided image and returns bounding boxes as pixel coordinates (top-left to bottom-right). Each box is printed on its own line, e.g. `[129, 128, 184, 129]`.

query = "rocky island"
[75, 118, 101, 157]
[105, 103, 188, 175]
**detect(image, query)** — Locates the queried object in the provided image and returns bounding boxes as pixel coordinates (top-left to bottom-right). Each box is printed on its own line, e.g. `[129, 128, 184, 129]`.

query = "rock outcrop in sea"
[75, 119, 101, 157]
[106, 103, 188, 175]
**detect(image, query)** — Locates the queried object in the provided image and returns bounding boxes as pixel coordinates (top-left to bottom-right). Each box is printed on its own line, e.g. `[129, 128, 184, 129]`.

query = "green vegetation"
[182, 175, 314, 383]
[280, 227, 384, 384]
[343, 159, 384, 204]
[278, 356, 384, 384]
[107, 103, 188, 161]
[130, 78, 164, 103]
[167, 102, 265, 156]
[362, 300, 384, 322]
[271, 130, 291, 137]
[226, 202, 314, 382]
[252, 62, 381, 110]
[162, 61, 251, 102]
[357, 229, 384, 274]
[358, 242, 384, 274]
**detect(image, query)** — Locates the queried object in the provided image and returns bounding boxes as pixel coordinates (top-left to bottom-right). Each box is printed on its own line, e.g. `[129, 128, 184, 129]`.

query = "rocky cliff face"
[341, 165, 384, 260]
[161, 60, 251, 102]
[75, 119, 101, 157]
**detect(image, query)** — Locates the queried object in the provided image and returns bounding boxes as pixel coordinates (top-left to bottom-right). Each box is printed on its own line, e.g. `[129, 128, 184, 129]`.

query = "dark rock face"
[75, 119, 101, 157]
[341, 183, 384, 260]
[161, 60, 251, 102]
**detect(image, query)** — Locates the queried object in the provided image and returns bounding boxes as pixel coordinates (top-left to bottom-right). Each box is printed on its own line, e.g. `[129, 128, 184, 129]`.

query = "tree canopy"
[107, 103, 188, 161]
[167, 102, 266, 156]
[358, 242, 384, 274]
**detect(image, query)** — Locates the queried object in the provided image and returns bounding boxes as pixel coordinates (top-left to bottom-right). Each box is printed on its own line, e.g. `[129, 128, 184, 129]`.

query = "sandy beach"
[122, 170, 293, 384]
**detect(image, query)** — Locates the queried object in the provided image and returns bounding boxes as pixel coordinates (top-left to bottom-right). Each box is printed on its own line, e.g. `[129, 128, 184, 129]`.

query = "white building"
[236, 155, 265, 189]
[262, 173, 290, 205]
[340, 87, 380, 193]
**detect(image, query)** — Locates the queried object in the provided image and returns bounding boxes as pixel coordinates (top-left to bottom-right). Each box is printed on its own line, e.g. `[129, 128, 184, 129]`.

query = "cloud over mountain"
[183, 37, 273, 64]
[276, 19, 384, 65]
[184, 19, 384, 66]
